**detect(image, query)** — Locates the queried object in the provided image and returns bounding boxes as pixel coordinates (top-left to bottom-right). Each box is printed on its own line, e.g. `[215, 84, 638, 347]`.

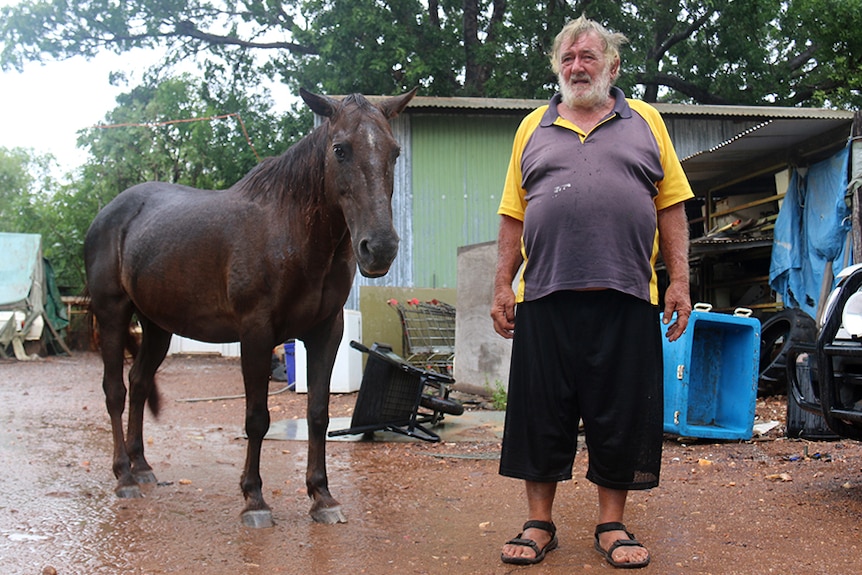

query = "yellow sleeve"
[497, 106, 547, 221]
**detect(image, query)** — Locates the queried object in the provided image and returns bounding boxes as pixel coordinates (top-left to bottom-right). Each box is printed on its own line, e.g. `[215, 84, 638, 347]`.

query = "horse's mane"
[232, 94, 377, 208]
[232, 125, 328, 208]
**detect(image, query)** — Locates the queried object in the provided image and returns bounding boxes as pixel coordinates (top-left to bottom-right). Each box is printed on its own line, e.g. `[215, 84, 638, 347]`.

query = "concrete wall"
[453, 241, 512, 396]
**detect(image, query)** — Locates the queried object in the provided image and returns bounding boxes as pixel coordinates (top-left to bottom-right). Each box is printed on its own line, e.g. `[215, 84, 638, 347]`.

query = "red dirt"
[2, 352, 862, 574]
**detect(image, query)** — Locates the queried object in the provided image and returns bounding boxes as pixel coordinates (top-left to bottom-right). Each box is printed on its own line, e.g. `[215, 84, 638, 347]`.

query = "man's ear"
[610, 57, 621, 81]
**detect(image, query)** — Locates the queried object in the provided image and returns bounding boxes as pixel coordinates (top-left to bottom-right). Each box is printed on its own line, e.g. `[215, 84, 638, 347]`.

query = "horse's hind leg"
[126, 318, 172, 485]
[93, 298, 141, 498]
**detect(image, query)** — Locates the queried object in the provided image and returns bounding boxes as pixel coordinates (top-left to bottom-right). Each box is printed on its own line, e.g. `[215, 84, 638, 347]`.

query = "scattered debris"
[753, 420, 780, 436]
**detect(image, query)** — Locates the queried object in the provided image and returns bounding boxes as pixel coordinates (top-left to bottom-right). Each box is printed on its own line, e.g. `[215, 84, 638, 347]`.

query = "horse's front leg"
[303, 317, 347, 524]
[238, 340, 275, 528]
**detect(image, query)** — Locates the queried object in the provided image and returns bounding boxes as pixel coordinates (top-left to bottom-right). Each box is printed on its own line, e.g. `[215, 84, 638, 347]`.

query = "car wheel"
[758, 308, 817, 396]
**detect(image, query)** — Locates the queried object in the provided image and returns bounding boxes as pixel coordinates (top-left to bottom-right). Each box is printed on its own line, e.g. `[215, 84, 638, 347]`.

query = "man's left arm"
[657, 202, 691, 342]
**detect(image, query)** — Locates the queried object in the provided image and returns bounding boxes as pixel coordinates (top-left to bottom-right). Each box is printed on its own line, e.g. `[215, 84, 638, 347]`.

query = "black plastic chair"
[327, 341, 456, 442]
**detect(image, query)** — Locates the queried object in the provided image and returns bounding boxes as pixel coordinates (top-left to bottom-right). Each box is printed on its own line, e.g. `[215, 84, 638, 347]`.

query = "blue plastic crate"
[662, 306, 760, 440]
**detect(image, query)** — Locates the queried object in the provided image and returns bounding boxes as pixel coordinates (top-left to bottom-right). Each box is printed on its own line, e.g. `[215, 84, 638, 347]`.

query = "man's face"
[557, 31, 618, 109]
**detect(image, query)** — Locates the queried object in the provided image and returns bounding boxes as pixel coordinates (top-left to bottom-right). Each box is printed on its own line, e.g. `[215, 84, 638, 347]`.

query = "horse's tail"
[82, 286, 99, 352]
[83, 285, 140, 358]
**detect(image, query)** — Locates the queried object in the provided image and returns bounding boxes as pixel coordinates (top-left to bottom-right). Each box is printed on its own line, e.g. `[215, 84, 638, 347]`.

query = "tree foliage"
[1, 75, 310, 292]
[0, 146, 56, 229]
[0, 147, 83, 288]
[1, 0, 860, 107]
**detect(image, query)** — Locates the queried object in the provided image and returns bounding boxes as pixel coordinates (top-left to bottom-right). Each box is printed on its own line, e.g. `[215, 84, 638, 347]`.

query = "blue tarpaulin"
[0, 232, 42, 307]
[0, 232, 69, 358]
[769, 145, 851, 319]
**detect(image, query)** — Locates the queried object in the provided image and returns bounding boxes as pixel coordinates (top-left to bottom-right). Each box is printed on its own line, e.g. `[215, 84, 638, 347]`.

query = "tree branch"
[172, 21, 317, 55]
[651, 10, 714, 62]
[635, 71, 733, 105]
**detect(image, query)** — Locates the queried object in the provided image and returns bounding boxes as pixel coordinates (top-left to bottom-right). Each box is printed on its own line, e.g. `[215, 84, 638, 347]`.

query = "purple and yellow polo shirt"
[498, 87, 694, 305]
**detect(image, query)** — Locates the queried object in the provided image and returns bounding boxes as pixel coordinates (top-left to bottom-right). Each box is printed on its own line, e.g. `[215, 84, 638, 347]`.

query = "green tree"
[0, 146, 57, 231]
[2, 74, 309, 293]
[1, 0, 860, 107]
[44, 73, 310, 292]
[0, 147, 83, 288]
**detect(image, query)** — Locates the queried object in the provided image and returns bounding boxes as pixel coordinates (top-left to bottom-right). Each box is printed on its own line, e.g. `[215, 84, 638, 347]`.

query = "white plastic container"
[294, 309, 363, 393]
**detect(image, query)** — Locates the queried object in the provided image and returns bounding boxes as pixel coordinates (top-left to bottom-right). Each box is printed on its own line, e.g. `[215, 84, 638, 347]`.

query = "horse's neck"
[234, 127, 327, 207]
[232, 127, 351, 261]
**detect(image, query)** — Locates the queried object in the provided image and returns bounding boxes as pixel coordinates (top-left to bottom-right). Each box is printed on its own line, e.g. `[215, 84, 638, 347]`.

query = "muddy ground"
[2, 352, 862, 575]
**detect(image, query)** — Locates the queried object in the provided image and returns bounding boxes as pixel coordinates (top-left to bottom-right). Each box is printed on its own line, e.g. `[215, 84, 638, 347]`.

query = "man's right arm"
[491, 214, 524, 339]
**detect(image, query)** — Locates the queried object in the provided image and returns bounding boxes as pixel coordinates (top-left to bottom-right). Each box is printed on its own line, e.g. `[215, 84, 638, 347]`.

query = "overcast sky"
[0, 0, 294, 180]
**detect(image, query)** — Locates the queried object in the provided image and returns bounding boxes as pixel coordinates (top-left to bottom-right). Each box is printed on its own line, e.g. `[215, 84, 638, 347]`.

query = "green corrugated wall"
[410, 113, 524, 288]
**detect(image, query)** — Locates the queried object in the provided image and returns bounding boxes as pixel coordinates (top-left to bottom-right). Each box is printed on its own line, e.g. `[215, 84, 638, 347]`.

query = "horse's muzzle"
[356, 234, 399, 278]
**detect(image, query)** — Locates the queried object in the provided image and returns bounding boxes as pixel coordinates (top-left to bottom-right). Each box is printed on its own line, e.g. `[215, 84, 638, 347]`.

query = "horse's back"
[89, 182, 218, 234]
[84, 182, 232, 305]
[83, 180, 299, 342]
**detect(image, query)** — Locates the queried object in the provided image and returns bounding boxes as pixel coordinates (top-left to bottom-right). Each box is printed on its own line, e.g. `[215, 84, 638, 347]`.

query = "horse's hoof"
[115, 484, 143, 499]
[241, 509, 275, 529]
[133, 470, 157, 484]
[310, 505, 347, 524]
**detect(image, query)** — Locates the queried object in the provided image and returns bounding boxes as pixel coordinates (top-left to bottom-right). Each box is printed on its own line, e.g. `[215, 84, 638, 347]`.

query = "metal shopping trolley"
[387, 298, 456, 375]
[387, 298, 461, 424]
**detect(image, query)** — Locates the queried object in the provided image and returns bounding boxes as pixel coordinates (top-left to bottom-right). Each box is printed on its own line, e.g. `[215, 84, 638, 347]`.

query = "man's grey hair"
[549, 15, 629, 74]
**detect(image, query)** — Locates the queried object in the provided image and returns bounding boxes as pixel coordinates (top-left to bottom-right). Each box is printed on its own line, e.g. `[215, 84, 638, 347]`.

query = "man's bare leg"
[501, 480, 557, 561]
[596, 486, 650, 565]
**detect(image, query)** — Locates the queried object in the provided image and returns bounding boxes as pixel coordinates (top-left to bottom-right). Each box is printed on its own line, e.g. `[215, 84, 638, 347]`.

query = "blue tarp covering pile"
[0, 232, 69, 359]
[769, 145, 852, 320]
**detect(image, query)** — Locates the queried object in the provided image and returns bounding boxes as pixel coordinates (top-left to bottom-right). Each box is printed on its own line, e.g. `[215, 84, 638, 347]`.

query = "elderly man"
[491, 15, 693, 568]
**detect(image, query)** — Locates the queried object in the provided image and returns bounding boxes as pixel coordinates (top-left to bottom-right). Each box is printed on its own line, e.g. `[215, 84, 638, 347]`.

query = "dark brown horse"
[84, 88, 416, 528]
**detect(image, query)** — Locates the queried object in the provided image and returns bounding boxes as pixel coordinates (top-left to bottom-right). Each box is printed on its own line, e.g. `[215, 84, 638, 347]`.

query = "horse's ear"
[300, 88, 338, 118]
[378, 87, 418, 119]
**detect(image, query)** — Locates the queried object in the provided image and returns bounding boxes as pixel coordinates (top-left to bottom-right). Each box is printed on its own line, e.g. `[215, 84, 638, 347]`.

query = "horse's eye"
[333, 144, 347, 162]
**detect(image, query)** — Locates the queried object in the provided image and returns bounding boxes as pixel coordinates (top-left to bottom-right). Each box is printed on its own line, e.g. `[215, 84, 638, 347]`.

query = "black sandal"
[594, 522, 651, 569]
[501, 520, 559, 565]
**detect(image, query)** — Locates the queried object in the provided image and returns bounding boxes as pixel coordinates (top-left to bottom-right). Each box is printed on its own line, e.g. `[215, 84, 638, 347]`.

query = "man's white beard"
[559, 70, 613, 109]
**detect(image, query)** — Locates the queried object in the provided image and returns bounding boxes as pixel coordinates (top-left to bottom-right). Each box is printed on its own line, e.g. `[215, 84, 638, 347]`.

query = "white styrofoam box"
[168, 336, 241, 357]
[295, 309, 363, 393]
[0, 311, 44, 340]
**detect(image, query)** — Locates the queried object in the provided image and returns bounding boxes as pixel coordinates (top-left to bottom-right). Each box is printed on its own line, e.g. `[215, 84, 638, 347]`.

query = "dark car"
[789, 264, 862, 441]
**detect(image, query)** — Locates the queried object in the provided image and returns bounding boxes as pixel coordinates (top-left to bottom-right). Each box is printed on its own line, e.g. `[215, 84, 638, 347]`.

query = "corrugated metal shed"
[386, 95, 855, 193]
[409, 114, 522, 288]
[342, 95, 856, 300]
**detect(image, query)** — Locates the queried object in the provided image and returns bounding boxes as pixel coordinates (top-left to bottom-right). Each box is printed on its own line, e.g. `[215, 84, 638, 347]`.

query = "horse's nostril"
[356, 235, 398, 276]
[358, 238, 372, 260]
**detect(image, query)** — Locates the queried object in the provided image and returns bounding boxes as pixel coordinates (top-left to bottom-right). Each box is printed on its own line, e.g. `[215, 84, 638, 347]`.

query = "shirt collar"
[541, 86, 631, 127]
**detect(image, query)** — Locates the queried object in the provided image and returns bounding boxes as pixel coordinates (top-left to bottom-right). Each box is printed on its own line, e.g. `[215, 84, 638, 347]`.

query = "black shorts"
[499, 290, 663, 490]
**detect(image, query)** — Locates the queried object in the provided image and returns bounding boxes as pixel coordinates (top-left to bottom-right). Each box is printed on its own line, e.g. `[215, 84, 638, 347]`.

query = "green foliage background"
[0, 0, 859, 293]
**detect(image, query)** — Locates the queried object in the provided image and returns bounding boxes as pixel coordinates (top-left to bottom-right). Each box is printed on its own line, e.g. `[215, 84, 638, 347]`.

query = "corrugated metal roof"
[680, 116, 854, 193]
[654, 103, 854, 120]
[403, 96, 547, 111]
[361, 94, 856, 196]
[390, 95, 856, 120]
[364, 94, 855, 119]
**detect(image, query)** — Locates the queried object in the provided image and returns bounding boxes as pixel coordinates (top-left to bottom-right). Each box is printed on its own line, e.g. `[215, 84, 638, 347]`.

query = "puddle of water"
[265, 411, 504, 443]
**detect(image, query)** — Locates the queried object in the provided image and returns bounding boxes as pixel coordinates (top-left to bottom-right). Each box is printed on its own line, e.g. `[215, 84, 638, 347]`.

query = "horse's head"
[300, 88, 416, 278]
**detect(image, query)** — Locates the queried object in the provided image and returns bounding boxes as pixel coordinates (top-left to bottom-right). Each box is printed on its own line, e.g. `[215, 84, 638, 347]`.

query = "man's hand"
[662, 281, 691, 342]
[491, 215, 524, 340]
[491, 287, 517, 338]
[657, 202, 691, 342]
